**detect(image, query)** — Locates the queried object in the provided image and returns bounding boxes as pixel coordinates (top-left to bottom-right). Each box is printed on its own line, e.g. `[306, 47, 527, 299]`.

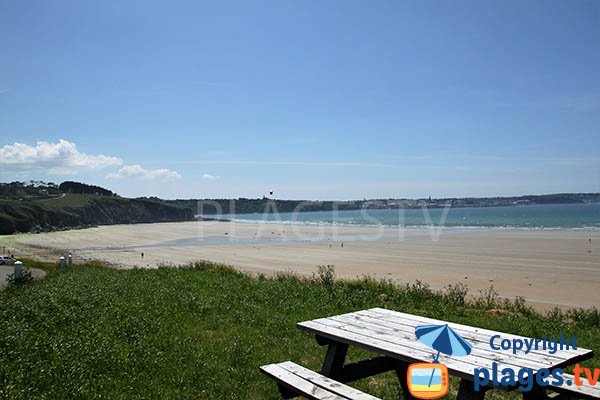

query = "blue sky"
[1, 0, 599, 200]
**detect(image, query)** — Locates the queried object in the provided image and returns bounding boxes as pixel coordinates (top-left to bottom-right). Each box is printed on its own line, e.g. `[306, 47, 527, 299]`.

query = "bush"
[406, 280, 433, 300]
[314, 265, 335, 287]
[475, 285, 499, 309]
[444, 282, 469, 306]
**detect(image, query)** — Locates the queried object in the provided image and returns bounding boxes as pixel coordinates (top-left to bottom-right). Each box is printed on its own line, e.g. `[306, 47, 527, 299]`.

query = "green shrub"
[444, 282, 469, 306]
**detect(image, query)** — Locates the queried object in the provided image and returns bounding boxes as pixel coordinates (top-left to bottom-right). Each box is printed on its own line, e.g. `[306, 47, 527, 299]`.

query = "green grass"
[34, 193, 97, 209]
[0, 262, 598, 400]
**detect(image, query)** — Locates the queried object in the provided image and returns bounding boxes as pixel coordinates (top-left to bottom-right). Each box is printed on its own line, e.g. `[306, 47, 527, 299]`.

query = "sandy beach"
[1, 220, 599, 310]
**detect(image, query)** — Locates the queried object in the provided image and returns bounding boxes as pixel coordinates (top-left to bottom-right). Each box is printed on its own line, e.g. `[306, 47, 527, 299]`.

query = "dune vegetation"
[0, 260, 598, 399]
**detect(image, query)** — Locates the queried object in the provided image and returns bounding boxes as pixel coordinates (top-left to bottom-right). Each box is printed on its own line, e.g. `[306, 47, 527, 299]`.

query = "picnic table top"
[297, 307, 593, 381]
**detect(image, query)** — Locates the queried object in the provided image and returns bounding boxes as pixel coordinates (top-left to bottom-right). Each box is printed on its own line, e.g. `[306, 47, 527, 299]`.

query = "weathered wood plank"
[307, 317, 529, 375]
[326, 313, 560, 372]
[298, 319, 513, 382]
[367, 308, 588, 358]
[354, 309, 567, 363]
[548, 373, 600, 399]
[332, 312, 574, 371]
[260, 363, 348, 400]
[280, 361, 381, 400]
[368, 308, 591, 359]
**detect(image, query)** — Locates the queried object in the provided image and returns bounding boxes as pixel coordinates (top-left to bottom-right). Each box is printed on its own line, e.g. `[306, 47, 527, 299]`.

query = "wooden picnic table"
[296, 307, 595, 399]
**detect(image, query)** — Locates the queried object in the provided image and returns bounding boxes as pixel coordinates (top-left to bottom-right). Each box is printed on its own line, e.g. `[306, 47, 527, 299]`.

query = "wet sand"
[2, 220, 599, 310]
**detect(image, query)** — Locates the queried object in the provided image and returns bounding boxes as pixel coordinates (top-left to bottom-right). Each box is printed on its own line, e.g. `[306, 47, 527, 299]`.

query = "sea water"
[223, 203, 600, 229]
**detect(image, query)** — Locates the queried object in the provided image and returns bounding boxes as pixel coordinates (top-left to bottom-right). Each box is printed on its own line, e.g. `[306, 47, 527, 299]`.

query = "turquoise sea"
[224, 203, 600, 229]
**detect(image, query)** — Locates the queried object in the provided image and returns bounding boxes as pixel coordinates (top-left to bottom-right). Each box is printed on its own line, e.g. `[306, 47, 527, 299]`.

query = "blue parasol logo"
[415, 324, 473, 387]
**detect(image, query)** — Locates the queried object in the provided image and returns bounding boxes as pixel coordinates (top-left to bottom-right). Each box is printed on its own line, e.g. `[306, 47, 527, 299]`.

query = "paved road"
[0, 265, 46, 290]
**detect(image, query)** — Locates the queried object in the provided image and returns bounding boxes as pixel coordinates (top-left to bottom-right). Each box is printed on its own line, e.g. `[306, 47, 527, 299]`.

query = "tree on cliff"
[58, 181, 115, 197]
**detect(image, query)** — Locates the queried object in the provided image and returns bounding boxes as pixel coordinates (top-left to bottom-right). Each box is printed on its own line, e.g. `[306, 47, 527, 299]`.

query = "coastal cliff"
[0, 181, 194, 235]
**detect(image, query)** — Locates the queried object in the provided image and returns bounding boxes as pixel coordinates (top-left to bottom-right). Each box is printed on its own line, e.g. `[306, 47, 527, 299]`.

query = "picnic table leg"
[456, 379, 487, 400]
[276, 383, 298, 399]
[394, 361, 418, 400]
[522, 385, 548, 400]
[319, 339, 349, 380]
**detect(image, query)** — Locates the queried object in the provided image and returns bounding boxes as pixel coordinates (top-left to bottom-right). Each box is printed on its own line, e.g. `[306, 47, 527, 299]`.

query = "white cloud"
[202, 173, 218, 181]
[107, 164, 182, 182]
[0, 139, 122, 174]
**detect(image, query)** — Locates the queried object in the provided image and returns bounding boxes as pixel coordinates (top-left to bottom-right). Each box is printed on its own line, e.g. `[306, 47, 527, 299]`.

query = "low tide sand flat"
[2, 220, 599, 310]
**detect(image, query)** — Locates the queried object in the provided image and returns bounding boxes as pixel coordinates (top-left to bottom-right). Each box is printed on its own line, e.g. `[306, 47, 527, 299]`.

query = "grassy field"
[0, 261, 598, 400]
[35, 193, 96, 209]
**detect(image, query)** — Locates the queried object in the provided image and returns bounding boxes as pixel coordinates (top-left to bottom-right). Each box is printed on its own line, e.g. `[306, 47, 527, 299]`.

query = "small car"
[0, 256, 16, 265]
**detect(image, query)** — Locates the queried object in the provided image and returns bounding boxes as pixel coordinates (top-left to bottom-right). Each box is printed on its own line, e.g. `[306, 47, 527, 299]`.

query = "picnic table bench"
[260, 307, 598, 399]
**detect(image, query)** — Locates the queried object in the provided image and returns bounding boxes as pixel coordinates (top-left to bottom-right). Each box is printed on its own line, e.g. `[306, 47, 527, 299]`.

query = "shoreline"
[208, 217, 600, 231]
[1, 220, 598, 311]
